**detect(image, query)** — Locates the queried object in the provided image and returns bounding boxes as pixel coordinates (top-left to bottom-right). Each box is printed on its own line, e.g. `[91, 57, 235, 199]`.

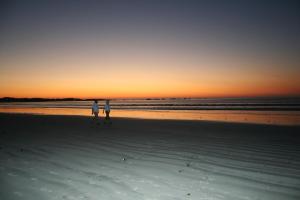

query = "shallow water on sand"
[0, 107, 299, 125]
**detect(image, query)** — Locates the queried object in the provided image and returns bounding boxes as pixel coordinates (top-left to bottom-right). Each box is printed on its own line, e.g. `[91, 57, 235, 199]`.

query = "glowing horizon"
[1, 1, 299, 99]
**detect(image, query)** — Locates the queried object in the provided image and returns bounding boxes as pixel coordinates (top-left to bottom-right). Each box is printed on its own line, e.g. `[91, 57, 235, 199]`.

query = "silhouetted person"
[103, 100, 111, 124]
[92, 100, 100, 124]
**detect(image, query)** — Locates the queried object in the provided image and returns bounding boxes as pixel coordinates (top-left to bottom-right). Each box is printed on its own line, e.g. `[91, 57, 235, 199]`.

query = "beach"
[0, 113, 300, 200]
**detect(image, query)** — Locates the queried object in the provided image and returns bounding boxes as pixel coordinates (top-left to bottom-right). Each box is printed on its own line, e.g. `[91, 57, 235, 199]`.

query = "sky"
[0, 0, 300, 98]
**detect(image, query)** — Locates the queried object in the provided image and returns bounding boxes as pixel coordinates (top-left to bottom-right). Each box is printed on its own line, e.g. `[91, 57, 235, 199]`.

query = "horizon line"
[1, 95, 300, 100]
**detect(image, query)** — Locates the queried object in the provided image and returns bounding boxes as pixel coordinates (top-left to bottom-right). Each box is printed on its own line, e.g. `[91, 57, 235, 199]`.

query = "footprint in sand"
[133, 187, 139, 191]
[88, 179, 98, 185]
[7, 172, 17, 177]
[40, 187, 53, 193]
[78, 195, 89, 199]
[65, 178, 73, 183]
[23, 161, 29, 164]
[49, 171, 59, 175]
[13, 191, 23, 197]
[62, 195, 77, 200]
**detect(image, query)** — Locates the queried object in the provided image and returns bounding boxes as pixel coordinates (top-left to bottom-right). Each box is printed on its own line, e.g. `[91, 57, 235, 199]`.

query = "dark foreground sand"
[0, 114, 300, 200]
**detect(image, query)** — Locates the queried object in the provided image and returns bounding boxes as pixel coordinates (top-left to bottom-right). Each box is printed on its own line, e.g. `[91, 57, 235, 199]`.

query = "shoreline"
[1, 108, 300, 126]
[0, 112, 299, 125]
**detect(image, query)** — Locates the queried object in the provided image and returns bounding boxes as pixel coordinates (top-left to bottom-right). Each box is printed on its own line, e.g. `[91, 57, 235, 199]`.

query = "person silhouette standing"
[92, 100, 100, 124]
[103, 100, 111, 124]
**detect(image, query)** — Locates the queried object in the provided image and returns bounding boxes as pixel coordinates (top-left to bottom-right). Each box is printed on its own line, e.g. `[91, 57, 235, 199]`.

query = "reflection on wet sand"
[0, 107, 299, 125]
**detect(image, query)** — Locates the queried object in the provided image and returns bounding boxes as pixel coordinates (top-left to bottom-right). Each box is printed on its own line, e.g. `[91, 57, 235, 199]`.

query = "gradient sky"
[0, 0, 300, 98]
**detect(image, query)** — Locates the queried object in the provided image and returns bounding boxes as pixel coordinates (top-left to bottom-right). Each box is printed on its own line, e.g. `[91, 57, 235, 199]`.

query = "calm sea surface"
[1, 98, 300, 125]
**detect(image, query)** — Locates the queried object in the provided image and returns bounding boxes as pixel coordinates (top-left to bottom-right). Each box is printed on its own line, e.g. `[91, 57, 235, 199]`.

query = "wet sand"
[0, 113, 300, 200]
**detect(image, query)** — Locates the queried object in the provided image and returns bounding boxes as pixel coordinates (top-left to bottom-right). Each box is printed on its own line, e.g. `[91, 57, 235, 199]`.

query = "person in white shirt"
[103, 99, 111, 123]
[92, 100, 99, 122]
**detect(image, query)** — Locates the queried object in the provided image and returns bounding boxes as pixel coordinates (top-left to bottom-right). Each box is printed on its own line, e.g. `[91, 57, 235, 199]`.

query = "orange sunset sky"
[1, 1, 300, 99]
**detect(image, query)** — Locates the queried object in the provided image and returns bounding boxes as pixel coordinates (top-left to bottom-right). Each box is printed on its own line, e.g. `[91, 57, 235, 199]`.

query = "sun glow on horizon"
[1, 44, 299, 99]
[1, 1, 299, 99]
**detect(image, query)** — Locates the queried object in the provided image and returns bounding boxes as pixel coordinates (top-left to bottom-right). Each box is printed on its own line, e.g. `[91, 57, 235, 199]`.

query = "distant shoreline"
[0, 97, 91, 102]
[1, 96, 300, 103]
